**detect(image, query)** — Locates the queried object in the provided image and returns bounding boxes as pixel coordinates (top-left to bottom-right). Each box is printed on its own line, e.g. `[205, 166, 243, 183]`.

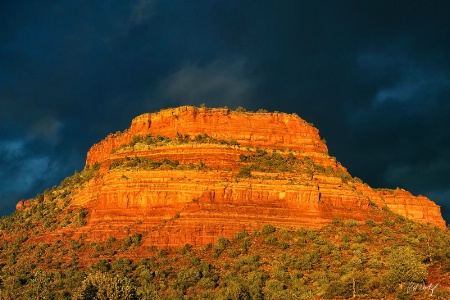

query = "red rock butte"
[31, 106, 448, 247]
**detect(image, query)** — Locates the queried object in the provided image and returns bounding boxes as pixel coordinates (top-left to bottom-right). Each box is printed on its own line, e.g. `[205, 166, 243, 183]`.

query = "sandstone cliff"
[19, 106, 447, 247]
[86, 106, 329, 166]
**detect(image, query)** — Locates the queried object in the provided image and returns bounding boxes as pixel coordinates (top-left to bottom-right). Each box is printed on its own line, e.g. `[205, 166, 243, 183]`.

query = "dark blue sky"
[1, 0, 450, 223]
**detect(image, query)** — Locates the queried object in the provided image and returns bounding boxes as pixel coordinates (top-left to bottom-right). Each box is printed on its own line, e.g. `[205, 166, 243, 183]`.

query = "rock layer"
[86, 106, 329, 166]
[28, 106, 449, 246]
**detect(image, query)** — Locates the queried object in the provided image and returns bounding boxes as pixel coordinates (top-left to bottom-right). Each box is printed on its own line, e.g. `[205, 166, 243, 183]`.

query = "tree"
[263, 279, 291, 300]
[176, 267, 201, 290]
[222, 279, 250, 300]
[26, 269, 54, 300]
[72, 272, 137, 300]
[383, 246, 427, 289]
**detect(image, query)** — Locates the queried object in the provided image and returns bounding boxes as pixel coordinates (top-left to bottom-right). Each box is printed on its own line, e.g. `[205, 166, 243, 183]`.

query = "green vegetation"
[72, 272, 137, 299]
[113, 133, 239, 153]
[200, 105, 271, 114]
[110, 156, 209, 171]
[238, 148, 297, 175]
[237, 148, 359, 183]
[1, 215, 450, 299]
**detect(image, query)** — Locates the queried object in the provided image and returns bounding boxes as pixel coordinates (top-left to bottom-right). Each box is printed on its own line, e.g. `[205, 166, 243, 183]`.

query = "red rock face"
[30, 106, 449, 246]
[86, 106, 329, 166]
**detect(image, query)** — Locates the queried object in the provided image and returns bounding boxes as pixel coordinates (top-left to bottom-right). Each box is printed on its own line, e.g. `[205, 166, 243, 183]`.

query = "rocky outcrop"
[22, 106, 447, 247]
[15, 199, 34, 210]
[86, 106, 329, 166]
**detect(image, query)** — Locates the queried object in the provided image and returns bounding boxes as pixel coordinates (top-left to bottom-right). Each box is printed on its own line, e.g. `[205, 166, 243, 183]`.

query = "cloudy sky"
[1, 0, 450, 223]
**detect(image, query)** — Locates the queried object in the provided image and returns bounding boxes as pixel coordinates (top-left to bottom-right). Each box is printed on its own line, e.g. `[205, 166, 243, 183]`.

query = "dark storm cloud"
[155, 59, 256, 108]
[346, 48, 450, 191]
[0, 138, 65, 213]
[1, 0, 449, 222]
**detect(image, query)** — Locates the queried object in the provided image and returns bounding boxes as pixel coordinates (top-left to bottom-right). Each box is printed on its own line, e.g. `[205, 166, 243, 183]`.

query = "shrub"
[371, 226, 382, 235]
[235, 106, 247, 112]
[262, 279, 288, 300]
[222, 279, 251, 300]
[247, 271, 268, 299]
[72, 272, 137, 300]
[382, 227, 395, 237]
[71, 207, 88, 227]
[296, 237, 307, 247]
[342, 234, 351, 243]
[213, 237, 229, 258]
[273, 264, 290, 283]
[240, 237, 251, 254]
[264, 235, 278, 246]
[228, 249, 241, 258]
[262, 224, 276, 234]
[198, 277, 217, 290]
[89, 259, 111, 273]
[136, 282, 160, 300]
[131, 233, 142, 246]
[382, 206, 393, 214]
[176, 267, 201, 290]
[120, 237, 132, 251]
[296, 228, 307, 236]
[234, 255, 261, 273]
[345, 219, 360, 227]
[320, 244, 332, 255]
[306, 230, 318, 240]
[234, 230, 249, 241]
[367, 257, 383, 270]
[332, 218, 344, 226]
[216, 237, 230, 249]
[179, 244, 192, 255]
[278, 242, 289, 250]
[237, 167, 252, 178]
[70, 239, 83, 251]
[354, 233, 370, 243]
[341, 242, 350, 250]
[111, 258, 134, 273]
[279, 228, 292, 241]
[365, 219, 376, 227]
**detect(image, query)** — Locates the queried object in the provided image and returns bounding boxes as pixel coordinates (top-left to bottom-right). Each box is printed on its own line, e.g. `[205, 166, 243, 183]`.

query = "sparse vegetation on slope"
[1, 213, 450, 299]
[109, 156, 209, 172]
[0, 163, 100, 236]
[113, 133, 239, 153]
[237, 148, 359, 183]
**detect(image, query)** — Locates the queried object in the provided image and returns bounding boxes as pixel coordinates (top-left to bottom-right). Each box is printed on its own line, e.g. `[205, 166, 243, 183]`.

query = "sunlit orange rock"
[86, 106, 330, 166]
[23, 106, 447, 246]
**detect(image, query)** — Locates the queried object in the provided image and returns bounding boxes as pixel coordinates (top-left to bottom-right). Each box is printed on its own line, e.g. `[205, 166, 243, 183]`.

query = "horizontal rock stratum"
[20, 106, 447, 247]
